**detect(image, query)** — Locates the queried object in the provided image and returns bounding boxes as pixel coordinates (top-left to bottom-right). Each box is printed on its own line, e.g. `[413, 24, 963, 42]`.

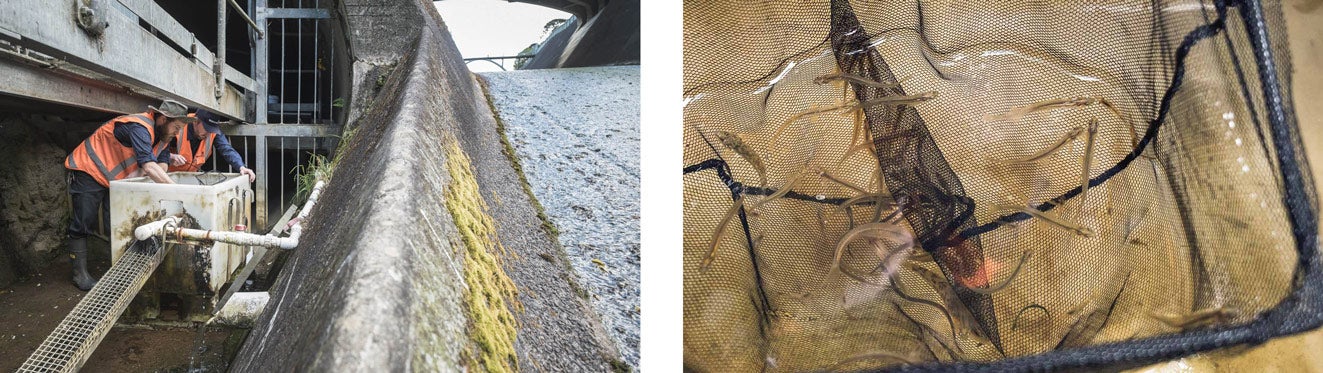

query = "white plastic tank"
[109, 172, 252, 319]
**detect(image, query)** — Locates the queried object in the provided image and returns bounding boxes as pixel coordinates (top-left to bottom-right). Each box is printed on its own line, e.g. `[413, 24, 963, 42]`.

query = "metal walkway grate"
[17, 239, 169, 373]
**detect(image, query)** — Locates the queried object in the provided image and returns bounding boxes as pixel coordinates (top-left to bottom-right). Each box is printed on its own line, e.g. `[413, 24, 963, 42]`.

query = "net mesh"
[682, 0, 1319, 371]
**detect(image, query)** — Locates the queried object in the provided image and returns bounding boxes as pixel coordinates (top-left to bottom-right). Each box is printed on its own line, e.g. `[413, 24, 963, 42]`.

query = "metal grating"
[17, 239, 169, 373]
[261, 0, 338, 125]
[242, 0, 342, 231]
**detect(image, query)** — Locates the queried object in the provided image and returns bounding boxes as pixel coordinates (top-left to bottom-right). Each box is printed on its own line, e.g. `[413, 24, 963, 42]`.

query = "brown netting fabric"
[682, 0, 1320, 371]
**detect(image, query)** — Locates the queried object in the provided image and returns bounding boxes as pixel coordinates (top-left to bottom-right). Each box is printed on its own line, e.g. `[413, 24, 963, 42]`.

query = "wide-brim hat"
[148, 99, 198, 123]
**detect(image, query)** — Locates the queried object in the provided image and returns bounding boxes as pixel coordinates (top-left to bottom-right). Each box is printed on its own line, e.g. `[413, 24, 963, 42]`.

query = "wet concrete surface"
[0, 244, 236, 372]
[479, 66, 641, 367]
[454, 46, 623, 371]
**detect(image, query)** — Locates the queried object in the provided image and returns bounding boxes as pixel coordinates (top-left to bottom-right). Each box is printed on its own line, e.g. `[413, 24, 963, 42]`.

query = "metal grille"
[241, 0, 342, 231]
[184, 0, 345, 231]
[17, 239, 169, 373]
[261, 0, 337, 125]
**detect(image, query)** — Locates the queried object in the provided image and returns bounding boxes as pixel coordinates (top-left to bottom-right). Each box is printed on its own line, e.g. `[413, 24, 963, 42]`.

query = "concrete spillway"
[227, 1, 627, 371]
[479, 66, 641, 367]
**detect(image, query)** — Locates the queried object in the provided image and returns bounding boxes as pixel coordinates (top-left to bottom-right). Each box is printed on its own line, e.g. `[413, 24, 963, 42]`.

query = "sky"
[432, 0, 571, 72]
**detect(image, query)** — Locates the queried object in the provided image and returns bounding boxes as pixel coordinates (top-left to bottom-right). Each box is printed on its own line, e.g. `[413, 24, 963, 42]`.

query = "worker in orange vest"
[167, 109, 255, 182]
[63, 99, 194, 291]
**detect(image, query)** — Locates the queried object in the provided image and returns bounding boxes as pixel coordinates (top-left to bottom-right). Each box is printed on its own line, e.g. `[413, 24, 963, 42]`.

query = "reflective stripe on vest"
[82, 139, 127, 178]
[115, 114, 159, 176]
[200, 134, 214, 160]
[169, 128, 216, 172]
[65, 113, 157, 187]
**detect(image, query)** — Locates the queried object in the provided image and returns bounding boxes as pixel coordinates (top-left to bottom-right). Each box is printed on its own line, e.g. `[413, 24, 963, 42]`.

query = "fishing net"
[681, 0, 1320, 371]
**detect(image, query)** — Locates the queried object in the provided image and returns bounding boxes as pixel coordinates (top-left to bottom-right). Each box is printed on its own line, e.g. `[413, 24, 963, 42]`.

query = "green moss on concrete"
[223, 328, 251, 365]
[374, 62, 397, 92]
[443, 140, 521, 373]
[474, 74, 560, 240]
[610, 357, 633, 373]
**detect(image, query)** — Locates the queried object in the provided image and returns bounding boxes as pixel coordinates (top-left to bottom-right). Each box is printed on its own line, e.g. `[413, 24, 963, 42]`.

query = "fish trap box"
[110, 172, 252, 321]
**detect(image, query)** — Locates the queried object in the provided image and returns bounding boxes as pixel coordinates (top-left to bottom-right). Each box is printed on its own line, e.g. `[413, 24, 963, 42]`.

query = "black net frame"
[682, 0, 1321, 371]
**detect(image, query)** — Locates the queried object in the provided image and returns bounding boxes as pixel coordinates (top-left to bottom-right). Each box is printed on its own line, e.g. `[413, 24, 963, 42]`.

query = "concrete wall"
[230, 0, 621, 370]
[522, 0, 640, 69]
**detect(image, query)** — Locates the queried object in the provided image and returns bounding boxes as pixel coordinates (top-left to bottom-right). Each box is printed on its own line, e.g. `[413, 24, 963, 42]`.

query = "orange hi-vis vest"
[64, 112, 169, 187]
[168, 125, 216, 172]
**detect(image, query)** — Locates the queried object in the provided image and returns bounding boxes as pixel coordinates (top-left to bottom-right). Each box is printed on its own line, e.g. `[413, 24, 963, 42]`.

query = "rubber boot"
[69, 238, 97, 291]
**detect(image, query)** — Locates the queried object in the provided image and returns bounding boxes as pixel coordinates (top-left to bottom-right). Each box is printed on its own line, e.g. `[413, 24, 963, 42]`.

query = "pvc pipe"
[134, 181, 326, 250]
[212, 292, 269, 328]
[293, 180, 325, 223]
[171, 226, 298, 248]
[134, 218, 176, 241]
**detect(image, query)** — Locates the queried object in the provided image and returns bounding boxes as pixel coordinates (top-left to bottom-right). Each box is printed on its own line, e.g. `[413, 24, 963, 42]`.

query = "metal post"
[255, 134, 268, 230]
[329, 18, 335, 123]
[280, 15, 286, 123]
[279, 136, 286, 211]
[296, 10, 303, 124]
[314, 18, 319, 122]
[213, 136, 221, 171]
[296, 136, 303, 179]
[254, 0, 268, 124]
[215, 0, 226, 100]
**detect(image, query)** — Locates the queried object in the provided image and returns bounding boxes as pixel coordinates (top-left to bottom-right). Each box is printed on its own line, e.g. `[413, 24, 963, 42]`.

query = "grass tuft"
[292, 125, 359, 204]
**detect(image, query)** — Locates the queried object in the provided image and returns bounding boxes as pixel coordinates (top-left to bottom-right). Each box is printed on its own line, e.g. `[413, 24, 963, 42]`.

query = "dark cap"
[193, 109, 230, 127]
